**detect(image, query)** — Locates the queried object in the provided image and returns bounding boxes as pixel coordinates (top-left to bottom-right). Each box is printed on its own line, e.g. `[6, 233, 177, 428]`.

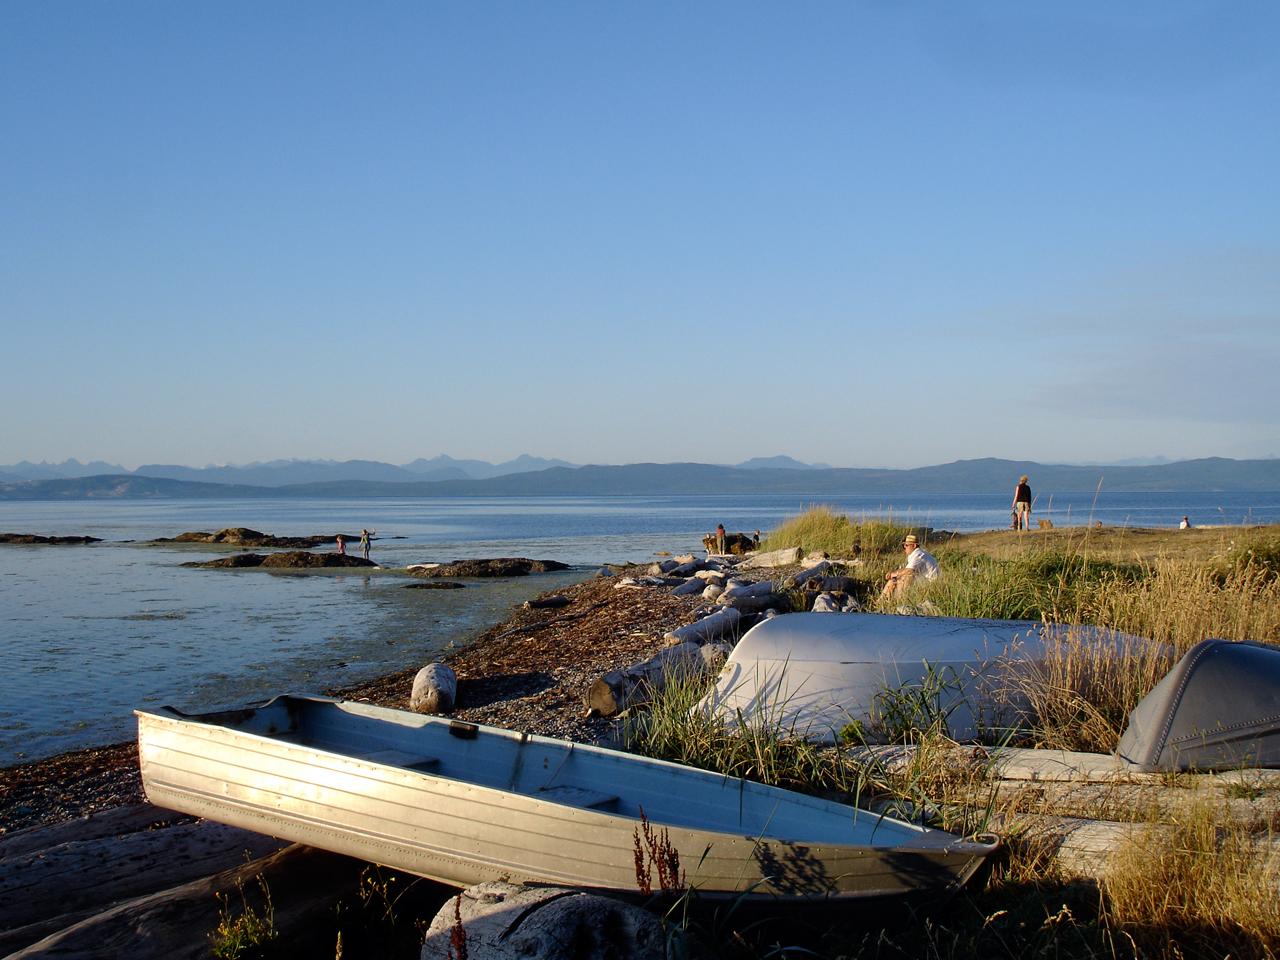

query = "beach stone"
[421, 881, 674, 960]
[702, 584, 723, 601]
[411, 663, 457, 714]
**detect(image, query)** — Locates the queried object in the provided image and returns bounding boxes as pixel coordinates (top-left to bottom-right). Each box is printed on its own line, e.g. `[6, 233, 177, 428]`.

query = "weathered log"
[523, 595, 571, 610]
[719, 592, 787, 614]
[670, 559, 704, 577]
[700, 642, 733, 671]
[739, 547, 801, 569]
[702, 584, 723, 601]
[410, 663, 457, 714]
[421, 881, 674, 960]
[0, 810, 285, 935]
[6, 844, 360, 960]
[662, 607, 741, 645]
[718, 580, 777, 602]
[587, 642, 702, 717]
[670, 578, 704, 596]
[693, 569, 727, 582]
[647, 560, 679, 575]
[784, 560, 832, 588]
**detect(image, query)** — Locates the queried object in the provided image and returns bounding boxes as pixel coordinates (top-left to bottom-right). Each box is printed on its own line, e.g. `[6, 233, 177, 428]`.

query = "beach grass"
[627, 507, 1280, 959]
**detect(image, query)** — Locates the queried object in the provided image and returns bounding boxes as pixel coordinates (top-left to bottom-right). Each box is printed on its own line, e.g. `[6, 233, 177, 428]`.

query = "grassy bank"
[628, 508, 1280, 960]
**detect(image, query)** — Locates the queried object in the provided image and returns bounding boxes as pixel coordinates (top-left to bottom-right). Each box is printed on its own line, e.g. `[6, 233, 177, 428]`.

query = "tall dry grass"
[1103, 802, 1280, 959]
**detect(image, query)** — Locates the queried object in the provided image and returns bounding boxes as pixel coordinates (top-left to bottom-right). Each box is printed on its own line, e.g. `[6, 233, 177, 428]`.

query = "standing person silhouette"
[1012, 475, 1032, 531]
[359, 528, 374, 560]
[715, 523, 727, 555]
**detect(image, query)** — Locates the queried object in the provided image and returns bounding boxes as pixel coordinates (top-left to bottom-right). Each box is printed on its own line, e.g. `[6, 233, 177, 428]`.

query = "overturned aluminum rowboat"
[136, 694, 997, 900]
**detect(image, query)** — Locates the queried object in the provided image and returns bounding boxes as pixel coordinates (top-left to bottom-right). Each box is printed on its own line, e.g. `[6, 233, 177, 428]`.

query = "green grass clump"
[210, 876, 277, 960]
[760, 506, 920, 558]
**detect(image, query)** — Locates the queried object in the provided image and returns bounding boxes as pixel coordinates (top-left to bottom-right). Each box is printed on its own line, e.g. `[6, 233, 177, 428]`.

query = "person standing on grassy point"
[881, 534, 939, 599]
[1180, 516, 1191, 530]
[715, 523, 727, 555]
[1013, 475, 1032, 531]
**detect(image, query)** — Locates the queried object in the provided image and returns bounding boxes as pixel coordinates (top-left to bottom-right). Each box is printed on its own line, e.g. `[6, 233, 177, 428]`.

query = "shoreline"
[0, 562, 720, 835]
[3, 522, 1270, 835]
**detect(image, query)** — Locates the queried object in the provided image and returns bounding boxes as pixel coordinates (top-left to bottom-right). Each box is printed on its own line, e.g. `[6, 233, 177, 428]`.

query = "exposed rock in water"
[701, 531, 758, 555]
[409, 558, 570, 578]
[403, 581, 466, 589]
[1, 532, 102, 545]
[157, 528, 361, 548]
[183, 552, 377, 569]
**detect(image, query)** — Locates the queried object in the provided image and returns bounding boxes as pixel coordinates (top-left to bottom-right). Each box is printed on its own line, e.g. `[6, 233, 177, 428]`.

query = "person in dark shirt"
[1012, 475, 1032, 530]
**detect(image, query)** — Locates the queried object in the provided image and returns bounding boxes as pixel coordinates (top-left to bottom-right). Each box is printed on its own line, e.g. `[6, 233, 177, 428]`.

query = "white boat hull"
[137, 696, 996, 900]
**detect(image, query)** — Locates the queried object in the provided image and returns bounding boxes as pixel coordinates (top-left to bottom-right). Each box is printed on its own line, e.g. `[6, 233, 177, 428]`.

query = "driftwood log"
[587, 642, 702, 717]
[670, 578, 705, 596]
[739, 547, 801, 569]
[662, 607, 741, 645]
[410, 663, 458, 714]
[523, 595, 571, 610]
[784, 560, 832, 588]
[7, 844, 360, 960]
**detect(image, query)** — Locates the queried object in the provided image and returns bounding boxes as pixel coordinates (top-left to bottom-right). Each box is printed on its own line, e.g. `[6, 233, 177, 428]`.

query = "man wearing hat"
[881, 534, 940, 600]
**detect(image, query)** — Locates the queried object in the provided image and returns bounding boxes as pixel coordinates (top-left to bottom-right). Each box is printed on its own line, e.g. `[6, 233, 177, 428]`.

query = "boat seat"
[537, 784, 619, 810]
[360, 749, 440, 772]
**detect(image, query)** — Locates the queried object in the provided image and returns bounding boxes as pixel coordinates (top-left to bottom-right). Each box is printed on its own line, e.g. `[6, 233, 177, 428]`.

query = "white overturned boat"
[137, 695, 997, 900]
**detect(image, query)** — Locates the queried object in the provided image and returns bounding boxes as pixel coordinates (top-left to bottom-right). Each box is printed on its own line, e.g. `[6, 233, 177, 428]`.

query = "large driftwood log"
[784, 560, 832, 588]
[670, 578, 705, 596]
[0, 808, 285, 936]
[410, 663, 458, 714]
[719, 592, 786, 614]
[587, 642, 702, 717]
[662, 607, 741, 645]
[739, 547, 801, 569]
[523, 595, 571, 610]
[718, 580, 777, 602]
[422, 881, 674, 960]
[7, 844, 360, 960]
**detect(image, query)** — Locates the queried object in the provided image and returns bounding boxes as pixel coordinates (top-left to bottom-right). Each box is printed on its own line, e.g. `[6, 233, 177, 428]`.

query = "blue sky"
[2, 2, 1277, 469]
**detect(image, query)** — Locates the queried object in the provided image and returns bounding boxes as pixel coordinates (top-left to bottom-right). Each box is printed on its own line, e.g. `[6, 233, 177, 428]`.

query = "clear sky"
[2, 2, 1277, 469]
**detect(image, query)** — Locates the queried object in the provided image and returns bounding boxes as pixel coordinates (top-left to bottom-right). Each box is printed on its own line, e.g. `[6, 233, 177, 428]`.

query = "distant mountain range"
[3, 457, 1279, 500]
[0, 454, 832, 487]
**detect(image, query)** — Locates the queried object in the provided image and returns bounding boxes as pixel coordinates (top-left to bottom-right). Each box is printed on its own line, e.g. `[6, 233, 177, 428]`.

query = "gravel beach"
[0, 563, 735, 835]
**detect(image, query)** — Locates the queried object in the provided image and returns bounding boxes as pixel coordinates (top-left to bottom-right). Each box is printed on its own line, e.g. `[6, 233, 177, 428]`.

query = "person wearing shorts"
[1013, 475, 1032, 531]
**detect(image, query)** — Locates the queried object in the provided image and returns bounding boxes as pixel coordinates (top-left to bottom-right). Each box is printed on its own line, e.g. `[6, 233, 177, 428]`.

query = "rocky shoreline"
[0, 560, 741, 835]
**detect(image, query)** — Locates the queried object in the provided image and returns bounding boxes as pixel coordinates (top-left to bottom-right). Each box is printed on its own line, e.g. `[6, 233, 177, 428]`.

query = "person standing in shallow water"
[715, 523, 726, 555]
[1013, 475, 1032, 531]
[359, 528, 374, 561]
[335, 534, 346, 555]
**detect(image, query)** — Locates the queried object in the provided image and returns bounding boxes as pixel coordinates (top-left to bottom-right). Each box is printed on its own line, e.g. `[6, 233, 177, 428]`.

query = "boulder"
[701, 532, 757, 555]
[408, 558, 570, 578]
[159, 528, 354, 548]
[421, 881, 674, 960]
[411, 663, 458, 714]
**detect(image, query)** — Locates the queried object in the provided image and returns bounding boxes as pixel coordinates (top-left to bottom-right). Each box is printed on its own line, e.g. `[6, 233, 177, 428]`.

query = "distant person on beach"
[335, 534, 346, 555]
[881, 534, 939, 600]
[1180, 516, 1191, 530]
[715, 523, 727, 555]
[359, 528, 374, 560]
[1013, 475, 1032, 531]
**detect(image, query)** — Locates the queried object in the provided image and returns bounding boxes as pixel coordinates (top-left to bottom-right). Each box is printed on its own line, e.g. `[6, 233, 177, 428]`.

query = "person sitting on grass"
[880, 534, 940, 600]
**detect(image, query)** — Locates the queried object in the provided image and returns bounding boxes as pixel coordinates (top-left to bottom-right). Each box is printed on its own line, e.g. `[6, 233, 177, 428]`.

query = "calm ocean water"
[2, 491, 1278, 764]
